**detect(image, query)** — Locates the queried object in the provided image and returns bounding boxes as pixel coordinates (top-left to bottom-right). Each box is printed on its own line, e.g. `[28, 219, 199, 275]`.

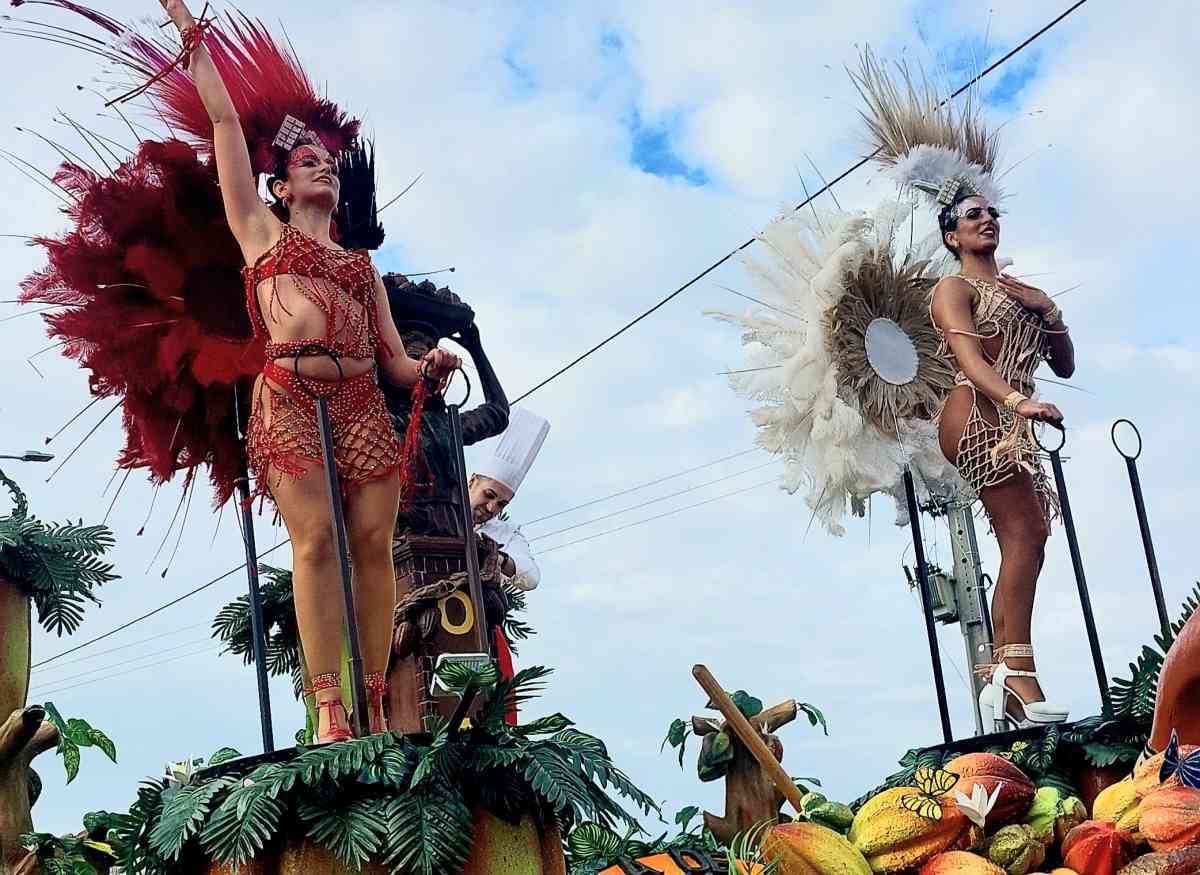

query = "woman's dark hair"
[260, 141, 385, 250]
[937, 191, 975, 261]
[265, 148, 291, 222]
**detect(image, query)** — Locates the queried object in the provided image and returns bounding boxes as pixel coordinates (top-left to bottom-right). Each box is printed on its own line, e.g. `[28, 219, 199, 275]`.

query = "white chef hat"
[475, 407, 550, 494]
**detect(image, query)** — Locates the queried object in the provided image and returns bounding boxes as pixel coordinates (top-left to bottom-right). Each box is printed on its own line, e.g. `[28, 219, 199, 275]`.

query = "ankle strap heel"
[311, 671, 353, 743]
[365, 671, 388, 735]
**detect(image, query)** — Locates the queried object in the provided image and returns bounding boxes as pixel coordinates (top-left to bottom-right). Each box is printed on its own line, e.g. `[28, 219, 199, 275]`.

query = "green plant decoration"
[0, 469, 118, 872]
[0, 469, 116, 637]
[211, 563, 304, 696]
[39, 702, 117, 784]
[71, 666, 655, 875]
[564, 806, 724, 875]
[853, 584, 1200, 810]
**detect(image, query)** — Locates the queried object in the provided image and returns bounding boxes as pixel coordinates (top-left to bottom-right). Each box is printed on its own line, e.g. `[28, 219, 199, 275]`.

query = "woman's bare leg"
[980, 470, 1050, 720]
[269, 462, 347, 739]
[344, 471, 402, 679]
[939, 385, 1051, 720]
[343, 471, 402, 733]
[1149, 611, 1200, 750]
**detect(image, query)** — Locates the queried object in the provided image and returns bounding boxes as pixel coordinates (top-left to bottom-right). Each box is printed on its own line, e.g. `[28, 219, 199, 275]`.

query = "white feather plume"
[709, 203, 965, 536]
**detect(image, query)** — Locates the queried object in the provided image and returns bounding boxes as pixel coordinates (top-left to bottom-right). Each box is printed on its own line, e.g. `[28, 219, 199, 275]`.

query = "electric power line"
[29, 636, 214, 693]
[30, 621, 210, 676]
[31, 539, 291, 669]
[529, 458, 780, 542]
[512, 0, 1091, 404]
[536, 478, 780, 555]
[29, 644, 221, 700]
[520, 447, 763, 527]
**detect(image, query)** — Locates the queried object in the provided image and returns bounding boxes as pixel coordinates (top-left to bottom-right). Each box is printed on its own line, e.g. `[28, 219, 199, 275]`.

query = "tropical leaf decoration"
[0, 468, 117, 635]
[854, 585, 1200, 811]
[213, 566, 537, 694]
[211, 564, 304, 697]
[65, 666, 656, 875]
[19, 830, 116, 874]
[563, 806, 723, 875]
[40, 702, 117, 784]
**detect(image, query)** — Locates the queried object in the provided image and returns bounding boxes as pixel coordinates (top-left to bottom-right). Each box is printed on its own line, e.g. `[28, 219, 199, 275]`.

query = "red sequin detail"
[242, 223, 391, 361]
[246, 361, 401, 506]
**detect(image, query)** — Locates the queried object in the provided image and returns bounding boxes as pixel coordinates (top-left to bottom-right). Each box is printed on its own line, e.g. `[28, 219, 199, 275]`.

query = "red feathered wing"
[20, 140, 264, 506]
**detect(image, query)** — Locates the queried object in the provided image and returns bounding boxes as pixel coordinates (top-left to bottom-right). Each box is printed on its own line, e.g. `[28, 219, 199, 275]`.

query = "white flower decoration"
[953, 781, 1003, 828]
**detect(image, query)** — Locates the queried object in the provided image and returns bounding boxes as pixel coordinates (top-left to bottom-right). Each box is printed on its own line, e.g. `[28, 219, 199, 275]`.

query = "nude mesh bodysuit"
[932, 275, 1062, 524]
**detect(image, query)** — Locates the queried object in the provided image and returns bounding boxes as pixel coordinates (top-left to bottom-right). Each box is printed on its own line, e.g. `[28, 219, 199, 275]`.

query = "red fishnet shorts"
[246, 361, 402, 506]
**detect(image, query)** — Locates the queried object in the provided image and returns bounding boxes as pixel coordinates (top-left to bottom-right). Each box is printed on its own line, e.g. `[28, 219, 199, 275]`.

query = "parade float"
[1, 3, 1199, 875]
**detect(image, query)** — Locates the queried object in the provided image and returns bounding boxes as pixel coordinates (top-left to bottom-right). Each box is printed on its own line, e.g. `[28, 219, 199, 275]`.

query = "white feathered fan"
[709, 200, 965, 535]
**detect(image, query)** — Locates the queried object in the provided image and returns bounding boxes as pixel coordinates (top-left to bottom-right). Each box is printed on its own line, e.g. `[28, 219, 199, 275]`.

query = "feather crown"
[850, 46, 1003, 209]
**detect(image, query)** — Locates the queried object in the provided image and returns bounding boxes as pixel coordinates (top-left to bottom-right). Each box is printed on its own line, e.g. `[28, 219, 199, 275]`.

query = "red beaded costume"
[12, 3, 402, 509]
[243, 224, 402, 503]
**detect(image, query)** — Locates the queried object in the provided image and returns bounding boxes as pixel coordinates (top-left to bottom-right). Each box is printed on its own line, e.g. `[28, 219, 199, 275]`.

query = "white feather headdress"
[850, 47, 1003, 209]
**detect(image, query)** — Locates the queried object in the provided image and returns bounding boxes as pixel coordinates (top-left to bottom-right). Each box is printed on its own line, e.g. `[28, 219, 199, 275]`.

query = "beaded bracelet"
[1002, 390, 1028, 413]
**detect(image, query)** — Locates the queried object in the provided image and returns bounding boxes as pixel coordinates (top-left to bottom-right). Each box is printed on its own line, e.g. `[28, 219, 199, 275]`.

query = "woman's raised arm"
[160, 0, 274, 254]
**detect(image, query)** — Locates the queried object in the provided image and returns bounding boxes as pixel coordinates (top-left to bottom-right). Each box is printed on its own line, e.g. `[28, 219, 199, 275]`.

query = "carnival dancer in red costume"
[12, 0, 457, 742]
[149, 0, 459, 742]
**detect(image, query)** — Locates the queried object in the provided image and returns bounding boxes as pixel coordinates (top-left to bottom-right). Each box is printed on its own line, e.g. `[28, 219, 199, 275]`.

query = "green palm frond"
[298, 797, 389, 869]
[382, 783, 474, 875]
[199, 783, 286, 864]
[0, 473, 117, 635]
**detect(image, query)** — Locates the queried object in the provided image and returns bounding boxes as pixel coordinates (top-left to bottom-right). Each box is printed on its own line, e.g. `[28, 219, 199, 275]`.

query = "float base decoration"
[23, 666, 654, 875]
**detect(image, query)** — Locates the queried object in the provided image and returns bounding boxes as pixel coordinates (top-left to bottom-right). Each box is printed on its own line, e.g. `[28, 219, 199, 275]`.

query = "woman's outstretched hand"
[998, 274, 1055, 315]
[1016, 399, 1064, 426]
[158, 0, 194, 28]
[419, 348, 461, 392]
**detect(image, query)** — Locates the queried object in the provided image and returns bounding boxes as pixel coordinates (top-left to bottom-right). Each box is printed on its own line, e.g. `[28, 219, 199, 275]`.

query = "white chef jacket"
[477, 518, 540, 592]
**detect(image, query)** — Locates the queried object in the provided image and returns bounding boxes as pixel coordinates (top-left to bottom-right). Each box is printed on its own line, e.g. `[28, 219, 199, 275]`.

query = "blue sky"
[1, 0, 1198, 843]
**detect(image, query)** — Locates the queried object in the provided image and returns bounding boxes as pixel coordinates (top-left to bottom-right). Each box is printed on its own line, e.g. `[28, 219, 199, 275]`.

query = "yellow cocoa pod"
[762, 822, 872, 875]
[1094, 779, 1142, 833]
[849, 788, 976, 874]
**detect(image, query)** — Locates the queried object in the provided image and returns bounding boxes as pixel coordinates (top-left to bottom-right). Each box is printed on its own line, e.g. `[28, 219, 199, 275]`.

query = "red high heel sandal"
[365, 671, 388, 735]
[311, 672, 352, 743]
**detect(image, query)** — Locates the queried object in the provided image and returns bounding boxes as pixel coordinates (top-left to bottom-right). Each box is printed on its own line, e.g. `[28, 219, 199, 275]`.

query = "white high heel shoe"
[987, 644, 1069, 731]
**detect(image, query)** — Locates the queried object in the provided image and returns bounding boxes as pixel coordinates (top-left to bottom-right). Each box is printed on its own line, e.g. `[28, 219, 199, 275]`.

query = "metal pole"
[945, 501, 994, 736]
[232, 386, 274, 753]
[447, 398, 489, 655]
[1039, 425, 1111, 710]
[291, 347, 368, 738]
[904, 469, 953, 744]
[1112, 420, 1170, 639]
[314, 393, 369, 738]
[235, 470, 275, 753]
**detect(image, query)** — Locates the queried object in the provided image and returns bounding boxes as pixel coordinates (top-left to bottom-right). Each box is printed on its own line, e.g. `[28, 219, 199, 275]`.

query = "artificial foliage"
[39, 702, 117, 785]
[854, 584, 1200, 810]
[68, 665, 656, 875]
[212, 565, 535, 699]
[0, 469, 117, 636]
[211, 563, 305, 696]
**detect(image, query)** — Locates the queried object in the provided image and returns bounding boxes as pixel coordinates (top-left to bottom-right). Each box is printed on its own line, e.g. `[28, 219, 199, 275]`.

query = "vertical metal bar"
[904, 470, 953, 744]
[447, 403, 489, 654]
[946, 501, 994, 736]
[235, 471, 274, 753]
[1125, 457, 1171, 639]
[1047, 448, 1111, 710]
[314, 395, 369, 738]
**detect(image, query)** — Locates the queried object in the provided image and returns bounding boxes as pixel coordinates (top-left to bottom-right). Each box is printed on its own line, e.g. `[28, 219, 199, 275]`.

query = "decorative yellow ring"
[438, 590, 474, 636]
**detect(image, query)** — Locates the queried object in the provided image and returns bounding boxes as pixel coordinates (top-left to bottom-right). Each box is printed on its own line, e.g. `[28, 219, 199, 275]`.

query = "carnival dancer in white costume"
[469, 408, 550, 593]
